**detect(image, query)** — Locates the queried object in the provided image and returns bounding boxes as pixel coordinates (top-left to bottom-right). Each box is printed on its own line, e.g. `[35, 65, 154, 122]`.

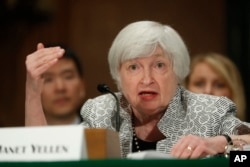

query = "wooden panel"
[85, 128, 121, 159]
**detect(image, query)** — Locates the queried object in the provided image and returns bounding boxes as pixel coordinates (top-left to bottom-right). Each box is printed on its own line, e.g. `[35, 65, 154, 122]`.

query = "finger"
[171, 135, 192, 156]
[27, 47, 64, 71]
[190, 144, 217, 159]
[26, 48, 64, 80]
[171, 135, 199, 158]
[36, 48, 64, 65]
[34, 58, 59, 78]
[35, 46, 63, 61]
[27, 56, 58, 75]
[37, 43, 44, 50]
[171, 137, 184, 156]
[28, 45, 62, 64]
[35, 43, 63, 64]
[27, 58, 59, 79]
[177, 144, 196, 159]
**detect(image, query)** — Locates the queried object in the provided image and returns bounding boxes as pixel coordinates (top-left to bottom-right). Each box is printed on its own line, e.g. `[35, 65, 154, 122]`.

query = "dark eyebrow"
[61, 69, 75, 74]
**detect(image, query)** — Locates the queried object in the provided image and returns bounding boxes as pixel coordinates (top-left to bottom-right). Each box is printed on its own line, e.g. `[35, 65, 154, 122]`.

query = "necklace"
[131, 109, 141, 152]
[132, 123, 141, 152]
[132, 113, 157, 152]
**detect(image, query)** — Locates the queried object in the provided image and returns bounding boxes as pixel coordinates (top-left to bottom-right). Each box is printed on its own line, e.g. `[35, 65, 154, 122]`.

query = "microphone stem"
[109, 91, 120, 132]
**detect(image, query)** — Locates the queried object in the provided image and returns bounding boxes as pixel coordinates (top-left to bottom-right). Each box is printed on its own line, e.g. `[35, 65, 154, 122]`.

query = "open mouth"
[139, 91, 157, 96]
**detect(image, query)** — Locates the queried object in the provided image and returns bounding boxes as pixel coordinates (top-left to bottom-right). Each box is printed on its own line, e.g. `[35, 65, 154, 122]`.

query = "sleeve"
[79, 95, 117, 129]
[80, 99, 97, 128]
[214, 96, 245, 135]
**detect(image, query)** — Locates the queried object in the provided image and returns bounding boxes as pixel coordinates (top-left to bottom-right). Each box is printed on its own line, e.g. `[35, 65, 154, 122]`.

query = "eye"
[43, 76, 53, 84]
[153, 61, 167, 73]
[129, 64, 139, 71]
[193, 81, 205, 87]
[156, 62, 165, 69]
[125, 63, 141, 75]
[213, 82, 226, 89]
[63, 72, 75, 80]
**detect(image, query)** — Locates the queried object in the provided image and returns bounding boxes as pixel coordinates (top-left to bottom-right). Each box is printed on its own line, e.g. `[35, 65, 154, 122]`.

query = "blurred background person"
[27, 43, 86, 125]
[183, 52, 246, 121]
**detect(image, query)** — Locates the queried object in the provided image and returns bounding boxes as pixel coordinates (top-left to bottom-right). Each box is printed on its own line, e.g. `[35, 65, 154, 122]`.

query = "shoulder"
[181, 88, 237, 114]
[179, 88, 242, 134]
[82, 93, 120, 109]
[85, 92, 122, 105]
[79, 92, 123, 128]
[80, 92, 123, 116]
[183, 88, 220, 102]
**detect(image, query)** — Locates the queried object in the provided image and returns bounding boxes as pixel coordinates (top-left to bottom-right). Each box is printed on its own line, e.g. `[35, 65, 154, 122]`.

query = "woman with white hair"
[25, 20, 250, 159]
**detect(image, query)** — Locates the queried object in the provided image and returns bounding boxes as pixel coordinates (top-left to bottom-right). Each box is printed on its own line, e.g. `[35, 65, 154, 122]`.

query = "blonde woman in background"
[184, 53, 246, 121]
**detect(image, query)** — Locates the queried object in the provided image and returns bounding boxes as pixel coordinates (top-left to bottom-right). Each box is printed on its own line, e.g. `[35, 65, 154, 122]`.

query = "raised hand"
[25, 43, 64, 126]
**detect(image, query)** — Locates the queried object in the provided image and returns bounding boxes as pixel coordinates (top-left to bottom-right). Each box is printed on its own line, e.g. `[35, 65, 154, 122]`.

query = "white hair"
[108, 20, 190, 89]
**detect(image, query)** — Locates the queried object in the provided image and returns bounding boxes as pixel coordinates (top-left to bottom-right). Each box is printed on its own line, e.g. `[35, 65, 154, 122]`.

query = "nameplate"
[0, 125, 87, 161]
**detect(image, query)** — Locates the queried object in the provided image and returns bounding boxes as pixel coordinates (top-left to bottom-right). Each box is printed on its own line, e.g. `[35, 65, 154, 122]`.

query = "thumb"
[37, 43, 44, 50]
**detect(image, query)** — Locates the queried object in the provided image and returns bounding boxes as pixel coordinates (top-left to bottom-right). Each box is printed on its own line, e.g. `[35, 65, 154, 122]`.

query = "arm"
[25, 43, 64, 126]
[170, 134, 250, 159]
[170, 115, 250, 158]
[170, 96, 250, 158]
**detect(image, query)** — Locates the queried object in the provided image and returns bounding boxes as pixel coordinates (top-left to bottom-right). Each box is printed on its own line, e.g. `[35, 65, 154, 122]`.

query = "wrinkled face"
[119, 46, 178, 115]
[41, 59, 85, 118]
[187, 62, 232, 99]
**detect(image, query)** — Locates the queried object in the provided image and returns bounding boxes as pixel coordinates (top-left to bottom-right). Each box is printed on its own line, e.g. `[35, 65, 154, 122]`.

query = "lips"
[139, 91, 157, 96]
[138, 91, 158, 100]
[54, 97, 70, 105]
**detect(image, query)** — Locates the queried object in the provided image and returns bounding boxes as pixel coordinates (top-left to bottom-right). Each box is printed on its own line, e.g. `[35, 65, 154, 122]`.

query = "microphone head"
[97, 84, 110, 93]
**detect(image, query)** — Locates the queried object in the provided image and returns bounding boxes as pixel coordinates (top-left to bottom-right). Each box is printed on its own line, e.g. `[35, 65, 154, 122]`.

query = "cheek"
[72, 84, 84, 95]
[121, 78, 135, 93]
[120, 75, 138, 97]
[222, 89, 232, 99]
[211, 87, 230, 98]
[189, 85, 201, 92]
[41, 91, 52, 107]
[41, 87, 52, 99]
[160, 73, 178, 95]
[120, 73, 131, 88]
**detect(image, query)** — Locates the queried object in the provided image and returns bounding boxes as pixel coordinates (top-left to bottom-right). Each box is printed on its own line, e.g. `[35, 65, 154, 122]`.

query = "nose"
[141, 68, 154, 85]
[203, 84, 213, 95]
[54, 78, 65, 91]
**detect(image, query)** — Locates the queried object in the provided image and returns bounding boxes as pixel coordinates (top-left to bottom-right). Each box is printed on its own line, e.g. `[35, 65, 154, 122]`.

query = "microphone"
[97, 84, 120, 132]
[97, 84, 111, 94]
